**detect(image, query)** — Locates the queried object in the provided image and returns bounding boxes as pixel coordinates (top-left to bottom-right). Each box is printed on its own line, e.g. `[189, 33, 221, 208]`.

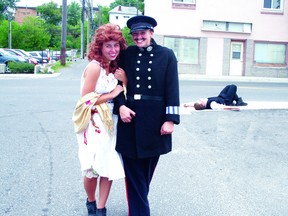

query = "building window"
[262, 0, 283, 13]
[263, 0, 281, 9]
[202, 20, 252, 34]
[173, 0, 196, 3]
[172, 0, 196, 9]
[254, 42, 286, 64]
[164, 37, 199, 64]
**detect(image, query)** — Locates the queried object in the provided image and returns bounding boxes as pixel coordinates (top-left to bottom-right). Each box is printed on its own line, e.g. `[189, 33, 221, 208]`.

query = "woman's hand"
[111, 85, 124, 98]
[115, 68, 127, 85]
[119, 105, 135, 123]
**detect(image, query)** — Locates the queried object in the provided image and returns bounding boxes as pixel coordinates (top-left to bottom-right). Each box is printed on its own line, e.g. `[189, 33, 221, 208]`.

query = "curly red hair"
[88, 23, 127, 73]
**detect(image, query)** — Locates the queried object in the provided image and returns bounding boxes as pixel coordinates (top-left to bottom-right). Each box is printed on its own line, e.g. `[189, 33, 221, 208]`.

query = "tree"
[0, 0, 19, 20]
[37, 2, 62, 25]
[67, 1, 81, 26]
[122, 27, 134, 46]
[18, 16, 50, 50]
[94, 6, 110, 26]
[0, 20, 9, 47]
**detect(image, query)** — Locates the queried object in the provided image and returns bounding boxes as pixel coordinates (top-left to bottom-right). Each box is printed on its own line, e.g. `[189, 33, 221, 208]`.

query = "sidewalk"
[0, 72, 61, 79]
[180, 101, 288, 115]
[179, 74, 288, 83]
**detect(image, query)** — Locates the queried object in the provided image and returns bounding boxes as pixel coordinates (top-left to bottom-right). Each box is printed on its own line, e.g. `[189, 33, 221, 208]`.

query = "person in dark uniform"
[114, 15, 180, 216]
[184, 84, 248, 110]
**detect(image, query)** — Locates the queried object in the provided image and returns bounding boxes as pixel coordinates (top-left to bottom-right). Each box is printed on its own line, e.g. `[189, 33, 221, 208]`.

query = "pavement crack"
[37, 118, 54, 216]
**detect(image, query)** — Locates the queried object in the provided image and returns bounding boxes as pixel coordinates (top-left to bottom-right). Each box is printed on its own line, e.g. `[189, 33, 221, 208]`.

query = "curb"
[1, 73, 287, 83]
[180, 101, 288, 114]
[179, 74, 288, 83]
[0, 73, 61, 79]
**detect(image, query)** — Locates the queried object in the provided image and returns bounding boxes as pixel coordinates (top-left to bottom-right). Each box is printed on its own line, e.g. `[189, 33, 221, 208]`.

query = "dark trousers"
[122, 155, 160, 216]
[218, 84, 239, 105]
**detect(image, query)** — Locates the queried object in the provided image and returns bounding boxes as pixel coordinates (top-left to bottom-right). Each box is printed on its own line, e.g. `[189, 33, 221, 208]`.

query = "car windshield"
[0, 49, 13, 56]
[16, 49, 30, 57]
[5, 50, 18, 56]
[39, 51, 48, 57]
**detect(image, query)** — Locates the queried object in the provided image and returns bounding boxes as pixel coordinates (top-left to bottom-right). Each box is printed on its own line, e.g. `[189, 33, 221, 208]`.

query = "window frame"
[261, 0, 283, 14]
[202, 20, 252, 34]
[254, 41, 287, 66]
[164, 36, 199, 64]
[172, 0, 196, 9]
[173, 0, 196, 4]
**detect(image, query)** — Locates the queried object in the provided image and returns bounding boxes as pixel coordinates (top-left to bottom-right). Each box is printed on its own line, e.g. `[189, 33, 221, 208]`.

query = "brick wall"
[15, 7, 37, 24]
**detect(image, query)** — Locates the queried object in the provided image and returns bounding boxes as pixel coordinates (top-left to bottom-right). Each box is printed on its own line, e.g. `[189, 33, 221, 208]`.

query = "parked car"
[49, 50, 60, 62]
[29, 51, 49, 64]
[14, 49, 40, 65]
[0, 48, 28, 73]
[4, 48, 38, 65]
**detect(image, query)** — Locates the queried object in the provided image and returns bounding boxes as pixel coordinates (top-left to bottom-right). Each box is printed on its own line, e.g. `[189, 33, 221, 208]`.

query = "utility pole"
[7, 11, 14, 49]
[86, 0, 97, 45]
[60, 0, 67, 65]
[8, 20, 12, 48]
[80, 0, 85, 59]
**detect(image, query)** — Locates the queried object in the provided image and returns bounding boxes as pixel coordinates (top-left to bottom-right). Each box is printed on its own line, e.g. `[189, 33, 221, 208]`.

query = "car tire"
[5, 62, 10, 73]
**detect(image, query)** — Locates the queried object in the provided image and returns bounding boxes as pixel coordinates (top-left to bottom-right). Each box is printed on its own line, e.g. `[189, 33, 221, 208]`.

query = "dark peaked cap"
[127, 15, 157, 33]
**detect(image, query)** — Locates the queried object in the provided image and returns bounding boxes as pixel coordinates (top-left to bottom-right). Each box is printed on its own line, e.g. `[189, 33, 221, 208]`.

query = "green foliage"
[0, 0, 19, 20]
[37, 2, 62, 25]
[67, 1, 81, 26]
[51, 60, 72, 72]
[18, 16, 51, 50]
[8, 62, 34, 73]
[99, 6, 110, 25]
[45, 23, 62, 49]
[122, 27, 134, 46]
[0, 19, 8, 47]
[9, 21, 23, 48]
[0, 1, 143, 52]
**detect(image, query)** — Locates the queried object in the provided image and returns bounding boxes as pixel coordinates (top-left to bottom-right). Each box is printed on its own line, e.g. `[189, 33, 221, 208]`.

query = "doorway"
[229, 42, 244, 76]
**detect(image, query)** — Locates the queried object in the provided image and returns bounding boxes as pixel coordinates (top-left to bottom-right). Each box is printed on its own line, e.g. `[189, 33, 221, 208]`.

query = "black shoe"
[86, 199, 97, 216]
[96, 207, 107, 216]
[236, 97, 248, 106]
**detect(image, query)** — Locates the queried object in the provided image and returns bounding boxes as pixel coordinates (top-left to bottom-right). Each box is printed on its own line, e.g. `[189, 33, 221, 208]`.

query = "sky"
[17, 0, 114, 7]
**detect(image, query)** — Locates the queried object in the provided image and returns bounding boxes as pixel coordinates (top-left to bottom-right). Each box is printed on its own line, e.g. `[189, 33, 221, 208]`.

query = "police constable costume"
[115, 16, 180, 216]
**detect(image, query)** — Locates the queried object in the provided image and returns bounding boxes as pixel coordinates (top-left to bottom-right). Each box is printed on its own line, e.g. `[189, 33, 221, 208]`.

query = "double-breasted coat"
[115, 39, 180, 159]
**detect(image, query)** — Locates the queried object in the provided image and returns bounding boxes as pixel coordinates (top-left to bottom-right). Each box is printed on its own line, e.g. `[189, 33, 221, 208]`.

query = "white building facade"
[109, 5, 141, 28]
[145, 0, 288, 78]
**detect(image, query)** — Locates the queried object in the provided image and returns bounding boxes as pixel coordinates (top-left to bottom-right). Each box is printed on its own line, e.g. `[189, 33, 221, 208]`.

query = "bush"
[8, 62, 35, 73]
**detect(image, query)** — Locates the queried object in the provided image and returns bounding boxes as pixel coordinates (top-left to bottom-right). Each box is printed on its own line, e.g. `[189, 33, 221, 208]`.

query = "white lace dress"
[76, 60, 125, 180]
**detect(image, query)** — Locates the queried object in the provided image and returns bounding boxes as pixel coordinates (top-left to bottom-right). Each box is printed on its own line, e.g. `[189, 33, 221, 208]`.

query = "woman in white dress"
[75, 24, 127, 216]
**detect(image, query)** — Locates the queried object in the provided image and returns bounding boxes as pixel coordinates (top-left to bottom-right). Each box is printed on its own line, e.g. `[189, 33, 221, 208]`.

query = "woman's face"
[131, 30, 153, 48]
[102, 40, 120, 61]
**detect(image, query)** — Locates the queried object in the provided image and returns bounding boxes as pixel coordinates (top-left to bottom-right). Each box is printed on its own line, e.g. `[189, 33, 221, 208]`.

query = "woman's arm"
[82, 62, 123, 104]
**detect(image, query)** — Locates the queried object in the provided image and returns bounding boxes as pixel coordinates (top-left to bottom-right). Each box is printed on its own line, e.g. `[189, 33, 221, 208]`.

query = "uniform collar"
[138, 39, 156, 52]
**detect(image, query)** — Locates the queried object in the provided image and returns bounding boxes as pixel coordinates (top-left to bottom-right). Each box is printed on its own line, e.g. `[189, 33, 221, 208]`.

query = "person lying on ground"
[184, 84, 248, 110]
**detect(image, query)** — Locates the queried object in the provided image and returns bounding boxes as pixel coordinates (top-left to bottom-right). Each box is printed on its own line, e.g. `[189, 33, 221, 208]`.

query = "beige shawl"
[72, 92, 114, 136]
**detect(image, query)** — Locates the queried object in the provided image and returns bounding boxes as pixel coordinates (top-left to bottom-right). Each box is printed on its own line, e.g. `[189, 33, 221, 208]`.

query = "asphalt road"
[0, 59, 288, 216]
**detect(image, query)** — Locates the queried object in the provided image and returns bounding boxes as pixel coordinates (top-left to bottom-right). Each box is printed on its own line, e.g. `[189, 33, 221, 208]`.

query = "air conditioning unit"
[0, 64, 6, 73]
